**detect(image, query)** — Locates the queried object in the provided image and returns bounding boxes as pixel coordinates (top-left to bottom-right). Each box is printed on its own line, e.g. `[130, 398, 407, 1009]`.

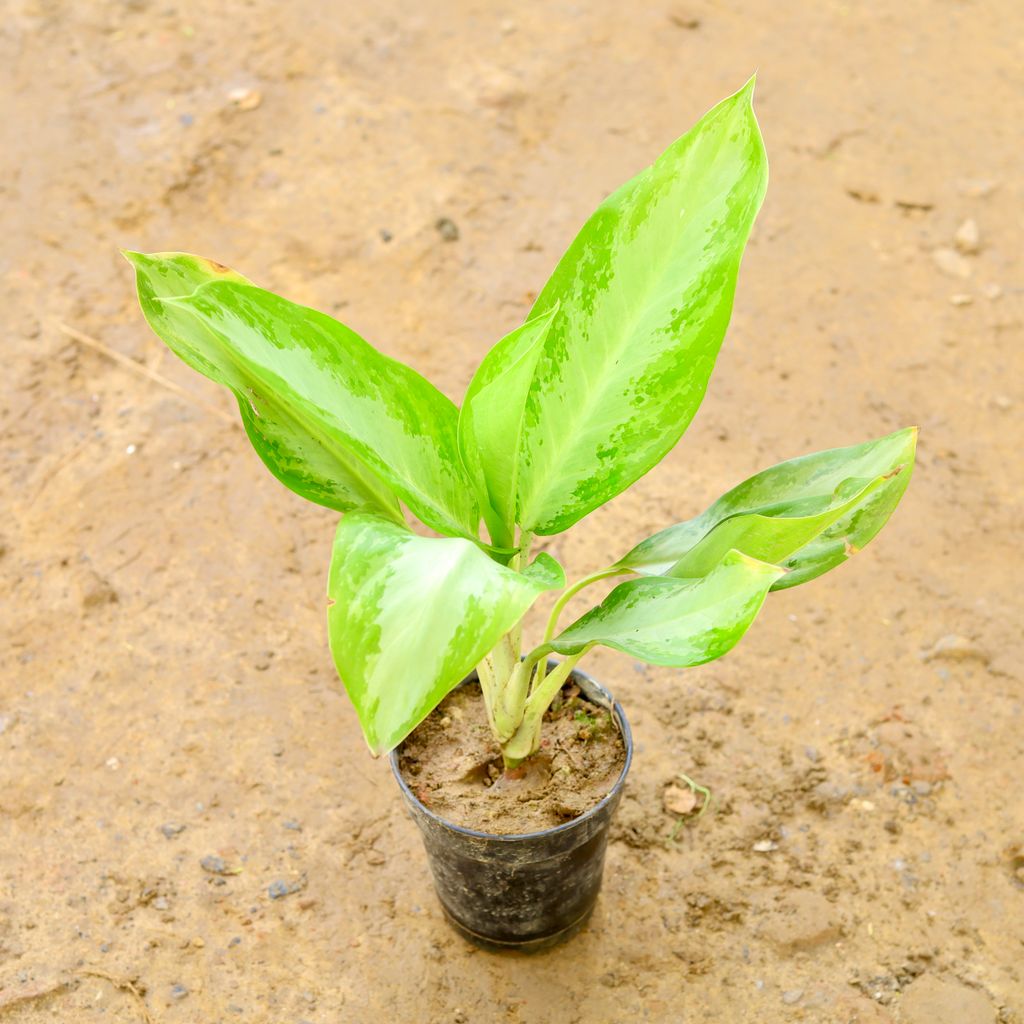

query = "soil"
[2, 2, 1023, 1023]
[398, 678, 626, 834]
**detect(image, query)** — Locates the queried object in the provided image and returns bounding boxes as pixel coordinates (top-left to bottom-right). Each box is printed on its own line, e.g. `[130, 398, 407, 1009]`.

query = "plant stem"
[501, 653, 584, 766]
[542, 566, 628, 643]
[482, 501, 515, 559]
[530, 564, 629, 700]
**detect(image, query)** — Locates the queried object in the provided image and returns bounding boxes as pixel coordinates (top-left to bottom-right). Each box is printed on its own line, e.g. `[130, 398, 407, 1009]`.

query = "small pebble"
[949, 293, 973, 306]
[282, 819, 302, 831]
[160, 822, 186, 840]
[982, 282, 1003, 300]
[228, 86, 262, 111]
[199, 855, 238, 876]
[953, 217, 981, 254]
[920, 633, 989, 664]
[955, 178, 998, 198]
[435, 217, 459, 242]
[782, 989, 804, 1005]
[752, 840, 778, 853]
[170, 983, 188, 1000]
[931, 247, 971, 279]
[992, 394, 1012, 410]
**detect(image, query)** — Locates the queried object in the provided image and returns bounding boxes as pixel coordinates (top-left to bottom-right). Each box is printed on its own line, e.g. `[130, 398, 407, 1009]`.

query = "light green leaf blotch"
[328, 514, 566, 754]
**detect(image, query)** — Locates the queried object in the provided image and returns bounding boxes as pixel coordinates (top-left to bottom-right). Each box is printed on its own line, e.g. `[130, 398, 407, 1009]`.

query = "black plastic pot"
[389, 663, 632, 953]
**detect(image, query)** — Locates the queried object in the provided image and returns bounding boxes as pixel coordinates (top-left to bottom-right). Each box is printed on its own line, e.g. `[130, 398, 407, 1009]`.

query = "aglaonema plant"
[127, 79, 915, 772]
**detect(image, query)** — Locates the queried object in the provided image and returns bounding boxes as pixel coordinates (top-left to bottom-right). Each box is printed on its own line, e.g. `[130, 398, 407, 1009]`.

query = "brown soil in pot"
[398, 681, 626, 834]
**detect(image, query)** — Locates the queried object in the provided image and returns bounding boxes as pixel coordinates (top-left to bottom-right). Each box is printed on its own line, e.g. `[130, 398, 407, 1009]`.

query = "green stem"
[501, 653, 584, 766]
[482, 501, 515, 559]
[542, 566, 629, 644]
[531, 565, 629, 700]
[483, 531, 535, 743]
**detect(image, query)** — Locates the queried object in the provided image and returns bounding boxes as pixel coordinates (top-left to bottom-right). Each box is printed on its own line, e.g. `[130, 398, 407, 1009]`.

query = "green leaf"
[327, 514, 565, 754]
[126, 251, 480, 538]
[542, 549, 783, 666]
[618, 427, 917, 588]
[514, 78, 768, 535]
[458, 306, 557, 535]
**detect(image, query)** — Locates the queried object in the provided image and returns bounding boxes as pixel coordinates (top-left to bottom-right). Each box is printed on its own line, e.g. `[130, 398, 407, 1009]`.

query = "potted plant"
[127, 78, 915, 952]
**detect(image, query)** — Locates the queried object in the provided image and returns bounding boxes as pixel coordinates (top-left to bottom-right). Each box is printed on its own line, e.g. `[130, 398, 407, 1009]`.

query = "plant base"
[389, 665, 633, 952]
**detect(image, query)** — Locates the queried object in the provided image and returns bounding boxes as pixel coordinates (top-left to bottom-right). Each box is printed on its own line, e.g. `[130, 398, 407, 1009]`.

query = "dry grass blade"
[53, 320, 238, 428]
[78, 969, 158, 1024]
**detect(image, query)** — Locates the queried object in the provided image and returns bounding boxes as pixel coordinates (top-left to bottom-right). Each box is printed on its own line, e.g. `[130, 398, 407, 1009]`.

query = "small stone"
[912, 780, 933, 796]
[199, 855, 239, 876]
[228, 87, 262, 111]
[170, 983, 188, 1000]
[920, 633, 989, 664]
[160, 823, 186, 840]
[982, 283, 1003, 301]
[931, 248, 971, 279]
[435, 217, 459, 242]
[992, 394, 1012, 410]
[663, 784, 698, 816]
[152, 896, 170, 911]
[899, 975, 995, 1024]
[752, 840, 778, 853]
[804, 746, 821, 763]
[955, 178, 998, 198]
[782, 989, 804, 1005]
[949, 293, 973, 306]
[954, 218, 981, 254]
[191, 937, 205, 948]
[282, 819, 302, 831]
[268, 874, 307, 900]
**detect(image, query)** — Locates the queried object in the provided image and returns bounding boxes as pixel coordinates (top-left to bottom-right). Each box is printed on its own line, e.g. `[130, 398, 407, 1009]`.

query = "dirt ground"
[2, 1, 1022, 1021]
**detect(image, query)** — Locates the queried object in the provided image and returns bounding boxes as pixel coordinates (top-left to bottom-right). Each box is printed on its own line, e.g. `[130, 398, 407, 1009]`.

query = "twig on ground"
[53, 320, 237, 427]
[78, 969, 157, 1024]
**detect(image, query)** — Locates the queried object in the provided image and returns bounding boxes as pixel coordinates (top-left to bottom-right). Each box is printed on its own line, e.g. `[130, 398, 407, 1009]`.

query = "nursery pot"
[389, 663, 633, 953]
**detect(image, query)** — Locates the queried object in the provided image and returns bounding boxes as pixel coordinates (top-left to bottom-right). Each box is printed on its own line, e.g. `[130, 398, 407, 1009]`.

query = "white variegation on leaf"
[618, 428, 917, 588]
[510, 78, 768, 536]
[327, 514, 565, 754]
[127, 251, 478, 539]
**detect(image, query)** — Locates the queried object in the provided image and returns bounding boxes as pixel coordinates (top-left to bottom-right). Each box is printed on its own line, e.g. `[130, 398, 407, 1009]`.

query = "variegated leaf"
[327, 514, 565, 754]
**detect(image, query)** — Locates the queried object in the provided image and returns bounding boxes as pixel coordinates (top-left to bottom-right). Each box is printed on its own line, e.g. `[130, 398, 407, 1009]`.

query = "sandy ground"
[2, 1, 1023, 1021]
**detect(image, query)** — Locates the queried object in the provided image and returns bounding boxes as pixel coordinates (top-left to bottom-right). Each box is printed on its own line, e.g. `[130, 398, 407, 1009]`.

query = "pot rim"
[388, 661, 633, 844]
